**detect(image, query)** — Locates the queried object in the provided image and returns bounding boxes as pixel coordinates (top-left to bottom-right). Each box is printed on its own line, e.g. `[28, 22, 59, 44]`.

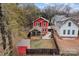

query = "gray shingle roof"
[56, 17, 79, 28]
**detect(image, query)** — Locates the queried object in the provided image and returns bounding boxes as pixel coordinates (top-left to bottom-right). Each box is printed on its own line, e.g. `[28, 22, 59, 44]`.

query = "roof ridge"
[33, 17, 49, 23]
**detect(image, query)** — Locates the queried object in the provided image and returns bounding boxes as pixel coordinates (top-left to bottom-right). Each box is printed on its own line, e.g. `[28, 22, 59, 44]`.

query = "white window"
[67, 30, 70, 35]
[63, 30, 66, 35]
[42, 29, 47, 32]
[68, 22, 71, 26]
[36, 22, 41, 27]
[44, 22, 46, 26]
[42, 29, 44, 32]
[45, 29, 47, 32]
[72, 30, 75, 35]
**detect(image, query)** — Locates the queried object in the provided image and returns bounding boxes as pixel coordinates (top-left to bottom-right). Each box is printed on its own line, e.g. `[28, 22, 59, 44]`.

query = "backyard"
[30, 39, 56, 49]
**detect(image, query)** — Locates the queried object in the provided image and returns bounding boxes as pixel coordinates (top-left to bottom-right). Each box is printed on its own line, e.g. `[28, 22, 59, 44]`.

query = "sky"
[35, 3, 79, 10]
[35, 3, 48, 9]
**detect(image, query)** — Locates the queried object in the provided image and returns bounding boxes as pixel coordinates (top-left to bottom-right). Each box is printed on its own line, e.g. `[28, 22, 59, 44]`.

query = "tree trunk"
[7, 29, 13, 49]
[0, 3, 6, 49]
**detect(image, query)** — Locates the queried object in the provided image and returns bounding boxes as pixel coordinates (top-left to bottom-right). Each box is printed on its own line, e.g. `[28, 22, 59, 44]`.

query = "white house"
[51, 15, 79, 38]
[51, 15, 67, 25]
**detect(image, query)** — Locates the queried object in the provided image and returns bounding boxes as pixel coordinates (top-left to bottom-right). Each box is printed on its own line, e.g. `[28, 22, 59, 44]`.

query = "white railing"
[33, 26, 42, 31]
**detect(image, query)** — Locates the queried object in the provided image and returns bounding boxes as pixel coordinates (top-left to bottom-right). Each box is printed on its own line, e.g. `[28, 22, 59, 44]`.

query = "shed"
[16, 39, 30, 55]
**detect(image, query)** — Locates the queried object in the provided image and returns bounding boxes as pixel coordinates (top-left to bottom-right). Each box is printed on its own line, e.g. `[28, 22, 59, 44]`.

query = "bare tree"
[42, 4, 65, 25]
[63, 4, 72, 17]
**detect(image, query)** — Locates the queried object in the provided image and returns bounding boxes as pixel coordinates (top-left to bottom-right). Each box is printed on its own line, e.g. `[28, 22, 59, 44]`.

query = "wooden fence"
[26, 49, 59, 55]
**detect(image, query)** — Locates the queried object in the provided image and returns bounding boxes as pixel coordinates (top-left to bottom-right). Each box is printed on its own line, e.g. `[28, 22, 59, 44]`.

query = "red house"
[33, 17, 49, 34]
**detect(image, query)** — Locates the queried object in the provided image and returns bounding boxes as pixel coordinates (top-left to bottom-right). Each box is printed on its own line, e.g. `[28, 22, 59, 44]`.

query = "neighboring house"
[51, 15, 67, 25]
[33, 17, 49, 35]
[53, 17, 79, 38]
[27, 17, 50, 39]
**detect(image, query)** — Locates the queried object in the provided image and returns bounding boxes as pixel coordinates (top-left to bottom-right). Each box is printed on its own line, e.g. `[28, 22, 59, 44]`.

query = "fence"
[26, 49, 59, 55]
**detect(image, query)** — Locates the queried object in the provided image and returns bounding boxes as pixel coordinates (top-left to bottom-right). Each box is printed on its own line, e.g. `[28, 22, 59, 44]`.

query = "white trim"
[33, 17, 49, 23]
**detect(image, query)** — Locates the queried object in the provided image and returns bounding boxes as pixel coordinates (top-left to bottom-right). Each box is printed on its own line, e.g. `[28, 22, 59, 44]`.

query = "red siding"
[33, 17, 49, 34]
[46, 22, 49, 27]
[41, 21, 43, 27]
[17, 46, 27, 56]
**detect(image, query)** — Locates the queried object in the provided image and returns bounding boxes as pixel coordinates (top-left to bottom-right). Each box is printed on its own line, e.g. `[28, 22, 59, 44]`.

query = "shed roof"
[16, 39, 30, 46]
